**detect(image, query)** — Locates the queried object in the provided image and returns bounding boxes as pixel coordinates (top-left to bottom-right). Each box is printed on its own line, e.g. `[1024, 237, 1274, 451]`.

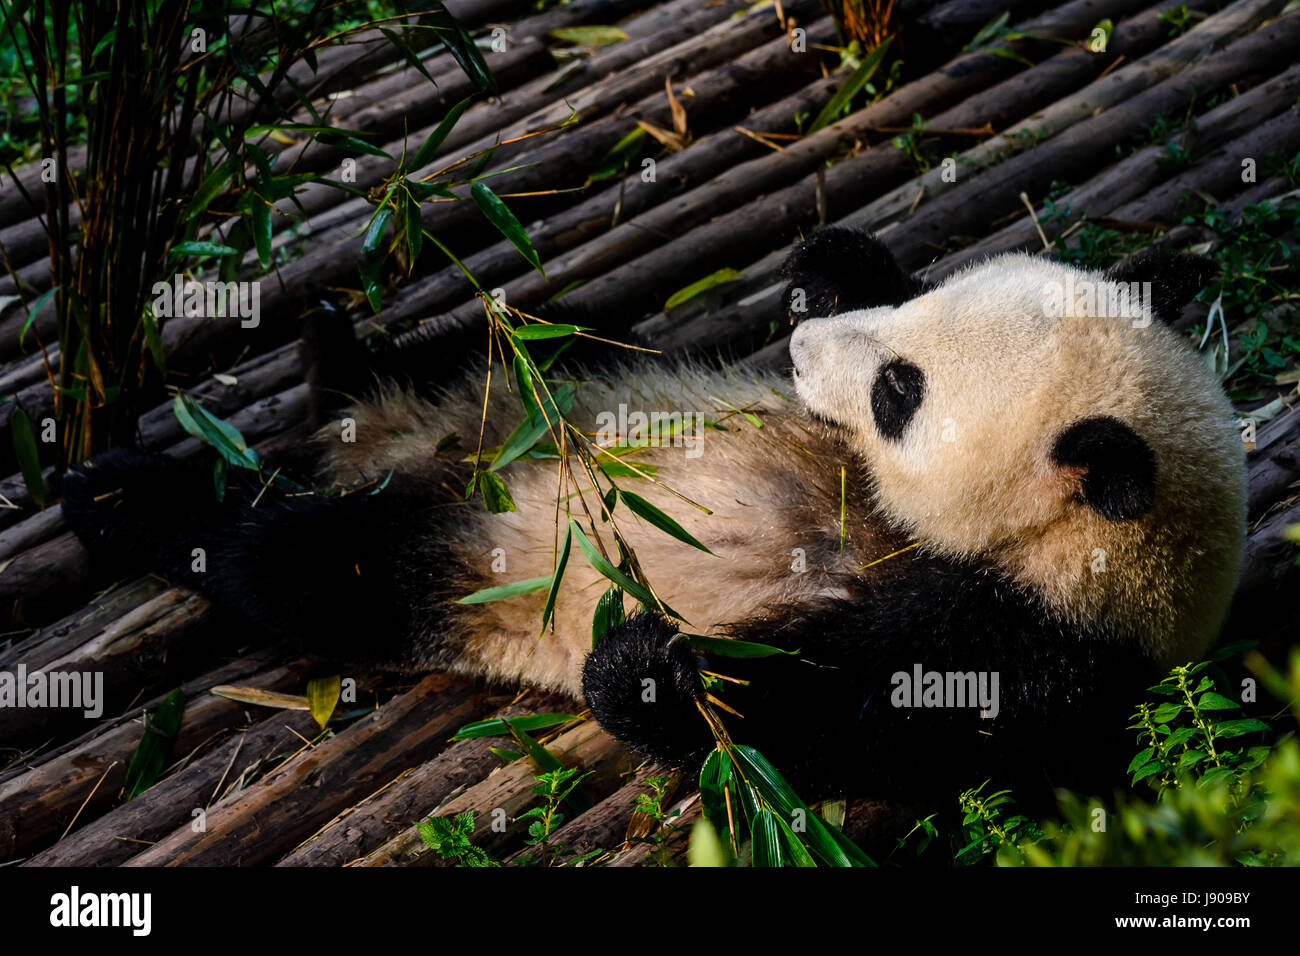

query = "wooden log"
[391, 0, 1163, 327]
[168, 1, 826, 369]
[257, 0, 763, 244]
[0, 577, 169, 669]
[1222, 497, 1300, 655]
[379, 68, 854, 326]
[1105, 109, 1300, 225]
[261, 0, 670, 197]
[903, 0, 1062, 76]
[390, 0, 1169, 346]
[934, 67, 1300, 275]
[0, 588, 224, 750]
[875, 4, 1300, 266]
[0, 505, 64, 564]
[24, 707, 323, 867]
[630, 0, 1292, 355]
[276, 691, 573, 865]
[1247, 407, 1300, 522]
[123, 671, 495, 866]
[353, 719, 633, 865]
[0, 654, 307, 861]
[0, 532, 90, 631]
[405, 0, 1154, 257]
[0, 467, 53, 534]
[261, 39, 557, 198]
[596, 0, 1260, 333]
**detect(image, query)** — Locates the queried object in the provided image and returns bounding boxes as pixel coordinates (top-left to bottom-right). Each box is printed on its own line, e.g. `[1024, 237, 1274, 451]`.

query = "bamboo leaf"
[380, 27, 438, 85]
[752, 808, 784, 867]
[362, 205, 393, 255]
[470, 182, 545, 277]
[184, 157, 236, 221]
[776, 812, 818, 867]
[549, 25, 629, 45]
[540, 523, 572, 634]
[170, 241, 238, 258]
[409, 98, 473, 171]
[664, 268, 743, 311]
[511, 324, 585, 340]
[452, 713, 583, 740]
[591, 584, 625, 646]
[10, 406, 45, 509]
[569, 520, 686, 620]
[731, 745, 873, 867]
[306, 675, 342, 729]
[588, 127, 647, 183]
[18, 285, 58, 346]
[405, 193, 424, 263]
[490, 383, 576, 472]
[808, 38, 893, 134]
[428, 0, 498, 93]
[456, 574, 551, 606]
[122, 689, 186, 801]
[172, 393, 260, 471]
[252, 199, 273, 268]
[209, 685, 308, 709]
[685, 633, 796, 658]
[618, 489, 713, 554]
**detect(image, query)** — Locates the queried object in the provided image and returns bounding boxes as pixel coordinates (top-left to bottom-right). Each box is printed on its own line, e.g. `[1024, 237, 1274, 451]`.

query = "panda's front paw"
[581, 614, 713, 768]
[780, 227, 927, 322]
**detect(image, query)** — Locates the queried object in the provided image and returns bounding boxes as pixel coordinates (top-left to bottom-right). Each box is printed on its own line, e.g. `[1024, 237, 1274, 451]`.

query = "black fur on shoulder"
[780, 227, 929, 323]
[583, 553, 1156, 805]
[61, 447, 442, 668]
[1104, 248, 1216, 324]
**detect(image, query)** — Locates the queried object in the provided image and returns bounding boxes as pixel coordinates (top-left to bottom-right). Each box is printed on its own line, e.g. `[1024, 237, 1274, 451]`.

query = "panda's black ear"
[781, 227, 927, 323]
[1103, 249, 1216, 325]
[1052, 416, 1157, 521]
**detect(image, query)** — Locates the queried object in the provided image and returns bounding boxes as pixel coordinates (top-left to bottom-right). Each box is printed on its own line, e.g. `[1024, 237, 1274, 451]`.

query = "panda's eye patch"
[870, 359, 925, 440]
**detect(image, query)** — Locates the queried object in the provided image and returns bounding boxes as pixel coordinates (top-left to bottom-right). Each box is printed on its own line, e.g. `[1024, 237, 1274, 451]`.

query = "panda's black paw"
[61, 447, 215, 563]
[581, 614, 714, 768]
[780, 227, 927, 322]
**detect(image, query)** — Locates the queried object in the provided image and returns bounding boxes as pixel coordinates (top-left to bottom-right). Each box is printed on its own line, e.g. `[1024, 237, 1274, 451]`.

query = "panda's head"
[784, 229, 1246, 666]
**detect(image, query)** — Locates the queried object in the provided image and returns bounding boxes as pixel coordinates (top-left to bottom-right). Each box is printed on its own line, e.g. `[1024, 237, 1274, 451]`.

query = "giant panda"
[61, 229, 1246, 805]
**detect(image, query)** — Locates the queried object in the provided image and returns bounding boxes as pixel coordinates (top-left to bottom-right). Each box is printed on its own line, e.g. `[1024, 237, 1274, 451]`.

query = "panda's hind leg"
[61, 447, 430, 667]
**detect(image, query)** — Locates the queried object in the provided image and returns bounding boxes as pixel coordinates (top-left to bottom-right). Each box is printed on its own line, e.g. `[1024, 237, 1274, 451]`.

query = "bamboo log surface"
[0, 0, 1296, 866]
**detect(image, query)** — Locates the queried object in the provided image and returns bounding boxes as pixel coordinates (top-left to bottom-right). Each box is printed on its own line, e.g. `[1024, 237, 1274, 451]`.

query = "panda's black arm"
[581, 569, 1154, 800]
